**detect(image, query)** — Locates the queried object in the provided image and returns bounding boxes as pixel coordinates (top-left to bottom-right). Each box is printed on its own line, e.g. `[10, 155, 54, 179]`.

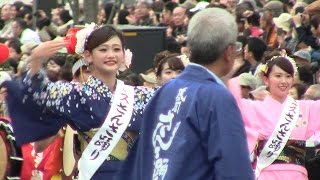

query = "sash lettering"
[255, 97, 300, 178]
[78, 80, 134, 180]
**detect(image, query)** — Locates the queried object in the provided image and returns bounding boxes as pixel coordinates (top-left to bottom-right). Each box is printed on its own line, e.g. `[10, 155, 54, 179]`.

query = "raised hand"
[29, 40, 66, 76]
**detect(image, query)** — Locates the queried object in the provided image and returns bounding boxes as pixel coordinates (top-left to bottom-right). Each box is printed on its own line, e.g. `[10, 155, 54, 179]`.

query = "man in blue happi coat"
[116, 8, 254, 180]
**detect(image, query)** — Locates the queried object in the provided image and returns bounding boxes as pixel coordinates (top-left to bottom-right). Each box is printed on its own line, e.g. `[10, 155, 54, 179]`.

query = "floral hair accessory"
[258, 54, 298, 75]
[284, 55, 298, 73]
[75, 23, 98, 56]
[259, 63, 268, 74]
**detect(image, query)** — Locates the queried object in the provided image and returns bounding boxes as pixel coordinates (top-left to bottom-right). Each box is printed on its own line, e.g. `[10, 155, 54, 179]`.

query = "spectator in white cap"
[189, 1, 209, 13]
[273, 13, 296, 53]
[239, 72, 257, 99]
[20, 42, 38, 61]
[292, 49, 312, 67]
[11, 18, 41, 45]
[139, 68, 157, 88]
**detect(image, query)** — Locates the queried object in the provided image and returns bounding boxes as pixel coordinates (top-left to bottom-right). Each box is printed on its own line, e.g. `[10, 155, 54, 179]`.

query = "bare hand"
[166, 26, 173, 37]
[31, 40, 66, 60]
[242, 10, 253, 18]
[175, 35, 187, 44]
[29, 40, 66, 76]
[292, 13, 302, 27]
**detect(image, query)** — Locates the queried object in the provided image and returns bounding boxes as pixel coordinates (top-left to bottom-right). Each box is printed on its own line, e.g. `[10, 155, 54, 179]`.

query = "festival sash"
[255, 97, 300, 178]
[78, 80, 134, 180]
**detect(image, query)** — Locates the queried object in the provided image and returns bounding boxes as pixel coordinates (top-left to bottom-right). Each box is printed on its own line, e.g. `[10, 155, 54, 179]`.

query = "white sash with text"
[78, 80, 134, 180]
[255, 97, 300, 178]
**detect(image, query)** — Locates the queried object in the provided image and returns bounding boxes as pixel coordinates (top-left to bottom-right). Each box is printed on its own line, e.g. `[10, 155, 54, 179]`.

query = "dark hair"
[85, 25, 125, 52]
[164, 1, 179, 13]
[235, 2, 254, 18]
[153, 50, 178, 68]
[246, 11, 260, 27]
[247, 37, 267, 62]
[291, 83, 307, 99]
[8, 58, 19, 73]
[237, 35, 248, 60]
[117, 70, 142, 86]
[12, 1, 24, 11]
[295, 6, 305, 14]
[25, 13, 32, 21]
[118, 9, 129, 25]
[17, 4, 32, 19]
[310, 15, 320, 30]
[47, 53, 67, 67]
[263, 50, 281, 63]
[59, 63, 73, 82]
[103, 3, 114, 24]
[7, 38, 22, 54]
[265, 56, 294, 77]
[13, 18, 27, 30]
[155, 55, 184, 77]
[297, 65, 314, 85]
[166, 36, 181, 53]
[59, 10, 72, 24]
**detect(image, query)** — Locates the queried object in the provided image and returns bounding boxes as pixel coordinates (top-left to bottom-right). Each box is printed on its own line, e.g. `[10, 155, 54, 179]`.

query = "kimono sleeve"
[228, 77, 260, 152]
[305, 100, 320, 138]
[4, 80, 66, 145]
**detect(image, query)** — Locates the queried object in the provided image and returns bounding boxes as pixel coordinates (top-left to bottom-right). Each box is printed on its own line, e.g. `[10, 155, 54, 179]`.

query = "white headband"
[72, 58, 89, 76]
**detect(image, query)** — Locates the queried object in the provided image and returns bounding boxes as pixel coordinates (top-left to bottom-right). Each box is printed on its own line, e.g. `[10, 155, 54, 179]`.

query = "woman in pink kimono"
[229, 56, 320, 180]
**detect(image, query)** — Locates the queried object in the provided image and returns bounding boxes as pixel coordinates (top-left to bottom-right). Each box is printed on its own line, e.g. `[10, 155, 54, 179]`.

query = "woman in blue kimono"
[3, 25, 156, 179]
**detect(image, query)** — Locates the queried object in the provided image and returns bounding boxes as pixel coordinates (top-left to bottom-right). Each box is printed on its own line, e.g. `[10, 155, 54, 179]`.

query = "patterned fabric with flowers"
[9, 72, 156, 145]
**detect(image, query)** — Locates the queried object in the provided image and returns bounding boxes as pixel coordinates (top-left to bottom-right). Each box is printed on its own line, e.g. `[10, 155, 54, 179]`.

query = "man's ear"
[223, 45, 233, 64]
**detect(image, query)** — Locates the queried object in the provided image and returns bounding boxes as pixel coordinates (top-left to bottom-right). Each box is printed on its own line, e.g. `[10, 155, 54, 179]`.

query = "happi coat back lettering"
[116, 64, 254, 180]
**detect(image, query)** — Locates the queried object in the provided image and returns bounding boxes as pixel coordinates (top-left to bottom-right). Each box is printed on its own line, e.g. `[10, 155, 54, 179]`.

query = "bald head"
[172, 6, 186, 26]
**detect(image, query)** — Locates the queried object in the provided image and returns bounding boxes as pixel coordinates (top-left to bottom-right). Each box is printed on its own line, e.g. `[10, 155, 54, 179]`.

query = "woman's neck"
[270, 94, 287, 103]
[94, 72, 117, 92]
[103, 77, 117, 92]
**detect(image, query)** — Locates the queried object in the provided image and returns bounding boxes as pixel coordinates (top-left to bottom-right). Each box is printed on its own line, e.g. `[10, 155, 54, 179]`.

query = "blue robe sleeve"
[4, 72, 156, 146]
[4, 79, 65, 145]
[202, 89, 254, 179]
[4, 73, 114, 145]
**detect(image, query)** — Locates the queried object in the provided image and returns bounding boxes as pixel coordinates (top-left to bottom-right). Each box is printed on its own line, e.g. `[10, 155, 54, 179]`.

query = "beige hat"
[20, 42, 38, 54]
[273, 13, 292, 32]
[263, 1, 284, 18]
[239, 73, 256, 89]
[140, 72, 157, 84]
[180, 0, 196, 10]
